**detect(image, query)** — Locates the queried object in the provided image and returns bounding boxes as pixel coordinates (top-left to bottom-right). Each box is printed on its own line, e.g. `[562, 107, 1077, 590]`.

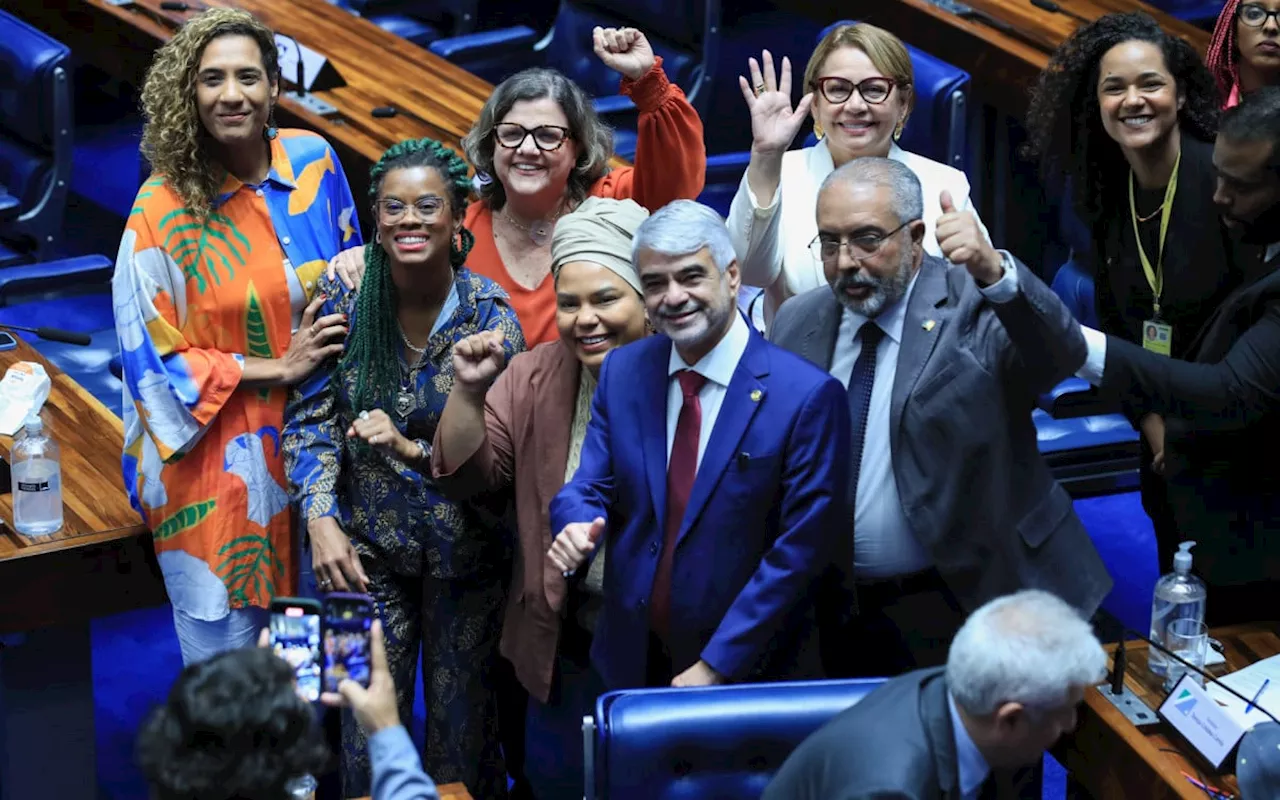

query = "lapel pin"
[750, 389, 762, 402]
[922, 320, 936, 332]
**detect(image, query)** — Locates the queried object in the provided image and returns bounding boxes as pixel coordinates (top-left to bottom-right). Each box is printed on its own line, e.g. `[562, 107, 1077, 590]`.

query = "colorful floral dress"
[113, 129, 361, 619]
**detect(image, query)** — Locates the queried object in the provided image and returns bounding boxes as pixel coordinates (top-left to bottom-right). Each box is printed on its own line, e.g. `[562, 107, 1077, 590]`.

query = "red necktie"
[651, 369, 707, 641]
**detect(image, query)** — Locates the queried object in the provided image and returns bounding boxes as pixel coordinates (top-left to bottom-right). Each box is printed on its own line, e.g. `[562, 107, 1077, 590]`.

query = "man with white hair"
[763, 589, 1107, 799]
[546, 199, 852, 690]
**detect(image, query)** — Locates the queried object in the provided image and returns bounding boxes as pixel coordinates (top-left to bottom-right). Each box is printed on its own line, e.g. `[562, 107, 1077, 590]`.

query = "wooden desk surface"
[0, 337, 142, 562]
[788, 0, 1210, 115]
[4, 0, 627, 179]
[1059, 622, 1280, 799]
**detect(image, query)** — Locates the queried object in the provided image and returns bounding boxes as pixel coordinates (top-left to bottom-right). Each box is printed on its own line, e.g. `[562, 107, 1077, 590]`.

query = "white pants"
[171, 606, 269, 666]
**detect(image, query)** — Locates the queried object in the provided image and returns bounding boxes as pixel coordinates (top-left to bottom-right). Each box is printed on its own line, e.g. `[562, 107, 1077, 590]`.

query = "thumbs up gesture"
[935, 190, 1004, 286]
[547, 516, 606, 574]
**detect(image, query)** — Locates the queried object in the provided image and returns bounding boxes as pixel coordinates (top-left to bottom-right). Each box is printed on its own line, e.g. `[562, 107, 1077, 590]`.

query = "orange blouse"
[464, 58, 706, 346]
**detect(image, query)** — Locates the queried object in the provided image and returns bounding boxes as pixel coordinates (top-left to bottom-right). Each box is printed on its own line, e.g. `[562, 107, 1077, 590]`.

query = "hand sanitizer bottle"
[1148, 541, 1207, 676]
[11, 414, 63, 536]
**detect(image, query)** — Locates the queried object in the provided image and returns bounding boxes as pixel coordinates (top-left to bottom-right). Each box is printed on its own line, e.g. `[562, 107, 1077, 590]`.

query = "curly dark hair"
[342, 138, 476, 414]
[1024, 12, 1221, 227]
[136, 648, 329, 800]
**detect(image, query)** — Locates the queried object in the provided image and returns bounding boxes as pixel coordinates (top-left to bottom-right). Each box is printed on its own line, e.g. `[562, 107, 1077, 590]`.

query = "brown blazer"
[431, 340, 579, 702]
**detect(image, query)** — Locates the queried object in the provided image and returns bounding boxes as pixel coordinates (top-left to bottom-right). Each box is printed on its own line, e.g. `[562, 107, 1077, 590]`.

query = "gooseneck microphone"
[1115, 626, 1280, 726]
[0, 324, 92, 347]
[278, 31, 308, 97]
[1029, 0, 1091, 24]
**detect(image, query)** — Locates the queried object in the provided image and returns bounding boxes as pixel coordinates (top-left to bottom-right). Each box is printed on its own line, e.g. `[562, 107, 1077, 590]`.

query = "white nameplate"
[1158, 674, 1248, 770]
[274, 34, 344, 92]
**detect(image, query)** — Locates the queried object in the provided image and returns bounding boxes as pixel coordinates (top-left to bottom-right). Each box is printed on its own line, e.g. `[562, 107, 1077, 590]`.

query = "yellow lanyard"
[1128, 149, 1181, 319]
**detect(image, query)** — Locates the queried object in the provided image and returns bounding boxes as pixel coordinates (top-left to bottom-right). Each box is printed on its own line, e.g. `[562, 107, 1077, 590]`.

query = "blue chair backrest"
[0, 10, 73, 261]
[806, 21, 970, 172]
[589, 677, 886, 799]
[543, 0, 720, 113]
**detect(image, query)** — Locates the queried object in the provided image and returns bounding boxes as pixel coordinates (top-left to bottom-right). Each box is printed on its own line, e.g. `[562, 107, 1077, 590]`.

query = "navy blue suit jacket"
[550, 326, 851, 689]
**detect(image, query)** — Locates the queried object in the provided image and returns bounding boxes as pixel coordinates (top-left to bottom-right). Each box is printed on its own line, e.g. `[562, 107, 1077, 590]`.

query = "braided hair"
[340, 138, 475, 413]
[1024, 12, 1220, 228]
[1206, 0, 1244, 101]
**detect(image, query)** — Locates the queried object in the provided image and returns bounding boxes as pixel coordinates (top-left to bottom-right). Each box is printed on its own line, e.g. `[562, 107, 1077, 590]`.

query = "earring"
[263, 108, 278, 141]
[375, 231, 382, 245]
[893, 118, 905, 141]
[813, 121, 825, 139]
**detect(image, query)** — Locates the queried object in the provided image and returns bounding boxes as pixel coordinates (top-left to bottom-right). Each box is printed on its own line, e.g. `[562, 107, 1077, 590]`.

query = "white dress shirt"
[833, 257, 1020, 578]
[948, 693, 991, 800]
[1077, 240, 1280, 385]
[726, 138, 987, 321]
[666, 312, 752, 469]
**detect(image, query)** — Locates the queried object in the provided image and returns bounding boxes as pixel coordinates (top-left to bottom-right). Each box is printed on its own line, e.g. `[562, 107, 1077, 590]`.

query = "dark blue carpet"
[89, 491, 1156, 798]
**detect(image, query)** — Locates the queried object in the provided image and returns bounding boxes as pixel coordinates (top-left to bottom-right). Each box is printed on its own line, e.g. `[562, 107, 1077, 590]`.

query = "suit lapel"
[923, 672, 962, 800]
[678, 334, 769, 543]
[637, 338, 675, 525]
[891, 257, 951, 437]
[796, 290, 842, 371]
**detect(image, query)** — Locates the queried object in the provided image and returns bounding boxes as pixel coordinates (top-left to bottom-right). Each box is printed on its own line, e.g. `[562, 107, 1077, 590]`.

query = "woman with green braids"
[283, 138, 526, 798]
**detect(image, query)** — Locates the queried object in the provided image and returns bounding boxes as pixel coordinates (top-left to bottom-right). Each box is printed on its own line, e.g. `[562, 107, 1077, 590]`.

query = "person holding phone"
[114, 8, 360, 665]
[284, 139, 524, 798]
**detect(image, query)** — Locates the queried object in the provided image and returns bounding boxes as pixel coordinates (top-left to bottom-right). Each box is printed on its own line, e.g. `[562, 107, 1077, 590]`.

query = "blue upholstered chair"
[428, 0, 721, 161]
[700, 23, 970, 216]
[0, 10, 74, 267]
[0, 255, 119, 417]
[326, 0, 446, 47]
[585, 678, 886, 799]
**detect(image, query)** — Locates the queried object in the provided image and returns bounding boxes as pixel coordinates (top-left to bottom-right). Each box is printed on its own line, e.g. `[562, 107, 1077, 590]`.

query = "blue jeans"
[171, 606, 269, 665]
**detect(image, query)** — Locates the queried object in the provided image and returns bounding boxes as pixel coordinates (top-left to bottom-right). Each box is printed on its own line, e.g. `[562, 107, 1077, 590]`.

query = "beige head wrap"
[550, 196, 649, 295]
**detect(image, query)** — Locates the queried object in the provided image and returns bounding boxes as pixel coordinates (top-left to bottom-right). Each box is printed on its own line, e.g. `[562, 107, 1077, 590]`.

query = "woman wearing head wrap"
[431, 196, 651, 798]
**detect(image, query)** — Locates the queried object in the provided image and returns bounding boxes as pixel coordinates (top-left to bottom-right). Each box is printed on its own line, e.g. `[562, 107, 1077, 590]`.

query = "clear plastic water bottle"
[1148, 541, 1207, 677]
[10, 414, 62, 536]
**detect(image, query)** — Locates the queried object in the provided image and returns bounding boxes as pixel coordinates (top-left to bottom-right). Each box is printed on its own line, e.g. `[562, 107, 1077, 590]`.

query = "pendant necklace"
[395, 324, 426, 419]
[502, 206, 564, 247]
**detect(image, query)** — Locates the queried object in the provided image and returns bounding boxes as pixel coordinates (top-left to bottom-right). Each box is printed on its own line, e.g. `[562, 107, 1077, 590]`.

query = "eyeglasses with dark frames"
[492, 123, 573, 152]
[1239, 3, 1280, 27]
[808, 220, 915, 262]
[374, 196, 447, 225]
[812, 76, 899, 105]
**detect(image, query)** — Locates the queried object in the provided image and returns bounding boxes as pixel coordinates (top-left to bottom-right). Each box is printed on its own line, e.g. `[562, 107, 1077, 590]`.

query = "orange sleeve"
[596, 58, 706, 209]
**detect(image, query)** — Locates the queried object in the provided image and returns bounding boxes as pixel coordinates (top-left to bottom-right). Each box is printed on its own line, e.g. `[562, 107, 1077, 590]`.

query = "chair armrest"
[0, 255, 114, 306]
[0, 187, 17, 223]
[428, 25, 539, 61]
[1037, 377, 1121, 418]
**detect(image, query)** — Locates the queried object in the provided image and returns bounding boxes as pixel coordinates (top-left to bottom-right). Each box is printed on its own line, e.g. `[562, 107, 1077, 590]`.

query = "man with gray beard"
[769, 157, 1111, 679]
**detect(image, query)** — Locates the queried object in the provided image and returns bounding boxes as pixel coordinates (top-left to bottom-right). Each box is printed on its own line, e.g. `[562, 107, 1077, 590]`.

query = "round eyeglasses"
[375, 196, 446, 225]
[1239, 3, 1280, 26]
[808, 220, 915, 262]
[812, 76, 899, 105]
[492, 123, 572, 152]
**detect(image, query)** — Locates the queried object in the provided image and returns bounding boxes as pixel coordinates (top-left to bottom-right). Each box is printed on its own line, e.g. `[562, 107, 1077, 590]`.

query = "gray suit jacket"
[769, 255, 1112, 617]
[763, 668, 961, 800]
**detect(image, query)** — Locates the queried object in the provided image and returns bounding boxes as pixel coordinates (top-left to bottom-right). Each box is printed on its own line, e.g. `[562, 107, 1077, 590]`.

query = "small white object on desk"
[1206, 653, 1280, 731]
[0, 362, 50, 436]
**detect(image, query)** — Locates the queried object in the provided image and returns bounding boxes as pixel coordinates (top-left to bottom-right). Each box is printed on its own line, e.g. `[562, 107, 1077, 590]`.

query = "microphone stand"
[278, 32, 339, 118]
[0, 324, 92, 347]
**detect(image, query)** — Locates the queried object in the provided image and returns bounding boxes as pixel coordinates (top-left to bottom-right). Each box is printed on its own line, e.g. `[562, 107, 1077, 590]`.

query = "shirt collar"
[948, 692, 991, 798]
[668, 311, 751, 387]
[213, 135, 297, 208]
[839, 269, 920, 345]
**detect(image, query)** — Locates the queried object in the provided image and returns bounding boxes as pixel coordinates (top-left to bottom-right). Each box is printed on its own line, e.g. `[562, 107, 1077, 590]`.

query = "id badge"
[1142, 319, 1173, 356]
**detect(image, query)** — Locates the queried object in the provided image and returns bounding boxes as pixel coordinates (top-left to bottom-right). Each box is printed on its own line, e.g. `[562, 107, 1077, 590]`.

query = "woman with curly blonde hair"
[113, 7, 362, 664]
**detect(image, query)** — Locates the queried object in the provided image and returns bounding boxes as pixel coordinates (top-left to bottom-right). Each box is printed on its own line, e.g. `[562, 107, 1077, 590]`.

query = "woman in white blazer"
[728, 23, 984, 323]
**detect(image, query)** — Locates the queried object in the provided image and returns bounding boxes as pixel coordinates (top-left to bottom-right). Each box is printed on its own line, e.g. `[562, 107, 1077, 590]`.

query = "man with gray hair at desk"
[763, 589, 1107, 800]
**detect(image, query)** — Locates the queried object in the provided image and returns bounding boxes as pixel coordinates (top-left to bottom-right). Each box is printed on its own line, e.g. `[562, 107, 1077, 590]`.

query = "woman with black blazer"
[1026, 12, 1243, 572]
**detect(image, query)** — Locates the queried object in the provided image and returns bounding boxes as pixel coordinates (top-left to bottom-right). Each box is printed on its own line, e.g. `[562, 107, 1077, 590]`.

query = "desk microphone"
[279, 31, 308, 97]
[1114, 626, 1280, 726]
[0, 324, 92, 347]
[1028, 0, 1091, 24]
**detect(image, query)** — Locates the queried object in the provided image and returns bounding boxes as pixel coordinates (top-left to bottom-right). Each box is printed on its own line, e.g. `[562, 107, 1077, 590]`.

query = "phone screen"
[270, 603, 322, 702]
[323, 596, 373, 693]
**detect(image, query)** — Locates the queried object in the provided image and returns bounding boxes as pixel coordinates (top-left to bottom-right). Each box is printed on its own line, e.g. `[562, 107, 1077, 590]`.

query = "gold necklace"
[1136, 199, 1166, 223]
[501, 207, 564, 247]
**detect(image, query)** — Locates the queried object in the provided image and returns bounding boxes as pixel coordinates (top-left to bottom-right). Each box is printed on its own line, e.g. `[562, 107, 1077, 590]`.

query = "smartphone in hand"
[269, 597, 324, 702]
[322, 593, 374, 693]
